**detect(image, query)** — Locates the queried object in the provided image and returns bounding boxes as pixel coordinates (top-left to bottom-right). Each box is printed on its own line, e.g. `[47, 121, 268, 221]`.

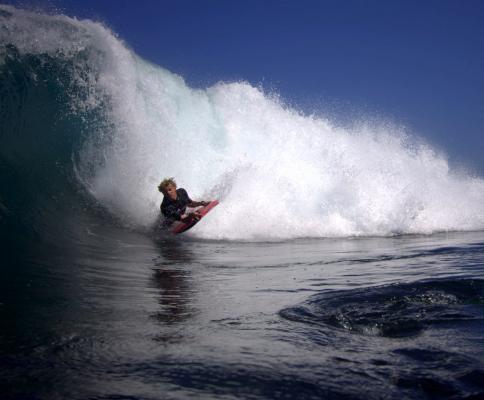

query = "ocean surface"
[1, 5, 484, 399]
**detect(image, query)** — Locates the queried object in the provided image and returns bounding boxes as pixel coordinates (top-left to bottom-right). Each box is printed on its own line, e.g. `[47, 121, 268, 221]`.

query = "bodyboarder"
[158, 178, 209, 227]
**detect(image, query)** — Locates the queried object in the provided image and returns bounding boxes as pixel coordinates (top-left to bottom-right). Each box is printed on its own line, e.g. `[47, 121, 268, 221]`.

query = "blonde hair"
[158, 178, 176, 194]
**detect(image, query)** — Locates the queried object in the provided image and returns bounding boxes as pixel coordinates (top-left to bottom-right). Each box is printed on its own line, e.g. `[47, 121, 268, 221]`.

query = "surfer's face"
[165, 183, 177, 200]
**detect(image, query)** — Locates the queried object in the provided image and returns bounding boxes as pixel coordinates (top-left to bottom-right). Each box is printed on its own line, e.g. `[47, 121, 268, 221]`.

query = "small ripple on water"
[278, 278, 484, 399]
[279, 278, 484, 338]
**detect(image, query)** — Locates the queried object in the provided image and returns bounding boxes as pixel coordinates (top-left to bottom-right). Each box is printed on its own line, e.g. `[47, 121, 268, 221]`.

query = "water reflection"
[151, 240, 197, 328]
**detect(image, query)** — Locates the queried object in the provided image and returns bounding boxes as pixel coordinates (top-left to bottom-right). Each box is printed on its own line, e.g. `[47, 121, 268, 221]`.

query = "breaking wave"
[2, 4, 484, 242]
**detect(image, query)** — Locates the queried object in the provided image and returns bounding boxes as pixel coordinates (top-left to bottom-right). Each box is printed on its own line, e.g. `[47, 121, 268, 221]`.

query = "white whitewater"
[2, 4, 484, 240]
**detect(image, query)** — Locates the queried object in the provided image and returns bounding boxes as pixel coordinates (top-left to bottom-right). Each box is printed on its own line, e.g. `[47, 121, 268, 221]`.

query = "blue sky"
[8, 0, 484, 173]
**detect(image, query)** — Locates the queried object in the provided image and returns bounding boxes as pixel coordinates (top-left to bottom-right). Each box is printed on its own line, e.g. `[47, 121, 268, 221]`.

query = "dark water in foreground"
[2, 228, 484, 400]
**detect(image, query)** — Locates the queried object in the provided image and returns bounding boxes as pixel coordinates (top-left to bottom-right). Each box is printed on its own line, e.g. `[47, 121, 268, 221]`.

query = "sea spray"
[2, 4, 484, 241]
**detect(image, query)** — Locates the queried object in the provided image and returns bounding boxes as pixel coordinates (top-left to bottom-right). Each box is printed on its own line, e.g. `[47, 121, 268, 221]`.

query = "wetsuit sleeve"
[179, 188, 192, 203]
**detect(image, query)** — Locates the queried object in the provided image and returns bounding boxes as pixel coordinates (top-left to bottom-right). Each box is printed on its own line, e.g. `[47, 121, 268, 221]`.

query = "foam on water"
[2, 4, 484, 240]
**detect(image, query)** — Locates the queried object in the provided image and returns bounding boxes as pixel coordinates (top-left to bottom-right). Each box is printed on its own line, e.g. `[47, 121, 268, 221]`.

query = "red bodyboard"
[169, 200, 219, 234]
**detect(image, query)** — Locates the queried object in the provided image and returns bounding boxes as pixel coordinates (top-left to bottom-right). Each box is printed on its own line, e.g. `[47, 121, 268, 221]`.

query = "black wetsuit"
[160, 188, 192, 226]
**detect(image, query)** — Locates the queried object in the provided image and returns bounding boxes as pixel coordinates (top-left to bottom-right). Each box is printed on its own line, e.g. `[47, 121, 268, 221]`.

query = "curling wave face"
[2, 4, 484, 242]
